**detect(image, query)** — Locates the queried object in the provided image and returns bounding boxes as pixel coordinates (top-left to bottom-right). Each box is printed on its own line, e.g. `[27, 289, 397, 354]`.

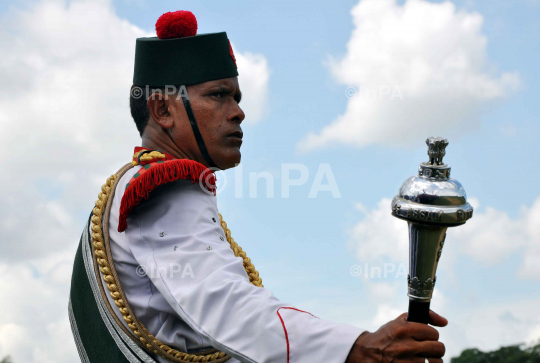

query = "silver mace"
[391, 137, 473, 324]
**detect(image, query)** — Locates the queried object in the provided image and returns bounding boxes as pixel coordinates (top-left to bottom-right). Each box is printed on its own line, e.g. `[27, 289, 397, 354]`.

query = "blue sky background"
[116, 0, 540, 355]
[0, 0, 539, 361]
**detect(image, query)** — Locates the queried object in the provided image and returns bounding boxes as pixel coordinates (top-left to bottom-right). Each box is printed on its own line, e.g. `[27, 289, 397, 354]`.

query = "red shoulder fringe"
[118, 159, 216, 232]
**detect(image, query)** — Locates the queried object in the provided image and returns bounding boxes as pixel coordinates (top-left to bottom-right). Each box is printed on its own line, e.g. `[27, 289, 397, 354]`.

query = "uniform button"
[206, 245, 212, 250]
[212, 217, 217, 223]
[220, 236, 224, 241]
[159, 231, 166, 237]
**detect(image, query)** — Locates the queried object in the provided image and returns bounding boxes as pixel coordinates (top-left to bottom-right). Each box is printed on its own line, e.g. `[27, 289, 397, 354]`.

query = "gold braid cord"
[219, 215, 263, 288]
[91, 174, 263, 363]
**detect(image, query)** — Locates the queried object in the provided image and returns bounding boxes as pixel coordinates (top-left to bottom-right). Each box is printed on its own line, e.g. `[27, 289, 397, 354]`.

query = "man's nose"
[229, 104, 245, 124]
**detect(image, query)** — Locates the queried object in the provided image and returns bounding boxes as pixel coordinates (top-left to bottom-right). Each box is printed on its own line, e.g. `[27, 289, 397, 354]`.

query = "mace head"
[391, 137, 473, 227]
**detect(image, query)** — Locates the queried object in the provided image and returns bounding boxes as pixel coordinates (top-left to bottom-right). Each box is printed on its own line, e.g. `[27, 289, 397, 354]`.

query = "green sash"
[69, 215, 158, 363]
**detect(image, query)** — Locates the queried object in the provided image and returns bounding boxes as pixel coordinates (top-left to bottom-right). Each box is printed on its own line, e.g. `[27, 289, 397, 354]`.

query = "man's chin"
[215, 149, 241, 170]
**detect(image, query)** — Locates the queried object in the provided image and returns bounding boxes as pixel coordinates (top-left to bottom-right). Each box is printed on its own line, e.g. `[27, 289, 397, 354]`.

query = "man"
[69, 10, 447, 363]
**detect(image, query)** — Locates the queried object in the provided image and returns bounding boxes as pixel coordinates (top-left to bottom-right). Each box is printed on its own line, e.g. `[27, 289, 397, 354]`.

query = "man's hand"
[346, 310, 448, 363]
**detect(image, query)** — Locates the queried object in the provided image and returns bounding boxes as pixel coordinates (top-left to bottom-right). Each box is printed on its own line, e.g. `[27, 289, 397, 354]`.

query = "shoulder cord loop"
[91, 172, 263, 363]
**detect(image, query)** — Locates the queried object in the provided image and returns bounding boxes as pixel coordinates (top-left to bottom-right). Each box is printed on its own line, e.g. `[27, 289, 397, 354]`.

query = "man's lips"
[227, 131, 243, 141]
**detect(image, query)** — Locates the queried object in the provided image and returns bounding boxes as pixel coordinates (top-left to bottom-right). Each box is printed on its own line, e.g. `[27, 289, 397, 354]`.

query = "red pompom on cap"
[156, 11, 198, 39]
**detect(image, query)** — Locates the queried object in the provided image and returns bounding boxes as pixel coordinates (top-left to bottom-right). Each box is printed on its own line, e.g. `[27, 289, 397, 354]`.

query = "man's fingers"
[414, 340, 446, 358]
[395, 310, 448, 327]
[396, 312, 409, 321]
[408, 323, 440, 341]
[428, 310, 448, 327]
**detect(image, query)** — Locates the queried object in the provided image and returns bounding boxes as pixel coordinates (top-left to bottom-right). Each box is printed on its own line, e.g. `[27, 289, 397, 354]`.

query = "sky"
[0, 0, 539, 361]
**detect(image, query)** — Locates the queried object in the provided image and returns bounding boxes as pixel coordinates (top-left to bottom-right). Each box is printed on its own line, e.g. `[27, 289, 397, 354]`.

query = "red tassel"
[118, 159, 215, 232]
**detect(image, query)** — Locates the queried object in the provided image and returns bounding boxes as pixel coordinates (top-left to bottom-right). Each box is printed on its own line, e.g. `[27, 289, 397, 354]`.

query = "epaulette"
[118, 147, 216, 232]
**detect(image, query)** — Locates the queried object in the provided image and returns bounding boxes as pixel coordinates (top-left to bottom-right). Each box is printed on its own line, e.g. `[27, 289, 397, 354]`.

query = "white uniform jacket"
[100, 166, 363, 363]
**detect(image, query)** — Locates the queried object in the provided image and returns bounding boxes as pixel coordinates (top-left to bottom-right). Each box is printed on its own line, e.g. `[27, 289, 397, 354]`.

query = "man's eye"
[211, 92, 224, 98]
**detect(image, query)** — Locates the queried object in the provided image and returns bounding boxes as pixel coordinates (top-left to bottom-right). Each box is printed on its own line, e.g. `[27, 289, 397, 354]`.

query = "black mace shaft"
[408, 300, 431, 324]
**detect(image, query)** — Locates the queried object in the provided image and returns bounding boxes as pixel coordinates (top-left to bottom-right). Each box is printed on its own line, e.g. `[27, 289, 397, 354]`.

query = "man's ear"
[147, 92, 173, 129]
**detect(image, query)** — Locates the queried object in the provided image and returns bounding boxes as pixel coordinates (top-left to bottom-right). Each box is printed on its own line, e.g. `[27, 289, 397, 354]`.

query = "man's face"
[167, 77, 244, 170]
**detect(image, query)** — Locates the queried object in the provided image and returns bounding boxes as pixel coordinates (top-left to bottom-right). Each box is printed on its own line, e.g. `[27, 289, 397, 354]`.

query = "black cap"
[133, 32, 238, 87]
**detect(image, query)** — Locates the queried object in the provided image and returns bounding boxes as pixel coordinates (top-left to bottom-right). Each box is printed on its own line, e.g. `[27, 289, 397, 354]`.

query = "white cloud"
[442, 300, 540, 357]
[371, 305, 404, 328]
[297, 0, 520, 152]
[452, 198, 527, 265]
[349, 199, 408, 264]
[517, 197, 540, 278]
[0, 261, 77, 362]
[350, 196, 540, 273]
[0, 0, 270, 361]
[366, 281, 401, 302]
[233, 46, 270, 123]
